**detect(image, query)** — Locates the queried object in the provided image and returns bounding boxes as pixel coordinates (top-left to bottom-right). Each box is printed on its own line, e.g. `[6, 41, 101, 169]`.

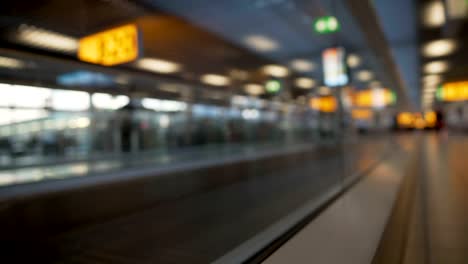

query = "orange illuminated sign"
[78, 24, 140, 66]
[438, 81, 468, 102]
[310, 96, 337, 113]
[353, 89, 395, 108]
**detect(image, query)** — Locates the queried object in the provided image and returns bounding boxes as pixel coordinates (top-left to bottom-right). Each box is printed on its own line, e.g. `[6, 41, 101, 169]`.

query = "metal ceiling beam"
[344, 0, 412, 110]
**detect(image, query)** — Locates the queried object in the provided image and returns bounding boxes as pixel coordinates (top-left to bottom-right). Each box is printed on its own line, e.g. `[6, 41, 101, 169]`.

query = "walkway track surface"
[373, 132, 468, 264]
[2, 136, 390, 264]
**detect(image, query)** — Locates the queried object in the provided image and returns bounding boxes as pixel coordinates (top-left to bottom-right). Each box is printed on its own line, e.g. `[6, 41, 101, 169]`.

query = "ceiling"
[0, 0, 417, 107]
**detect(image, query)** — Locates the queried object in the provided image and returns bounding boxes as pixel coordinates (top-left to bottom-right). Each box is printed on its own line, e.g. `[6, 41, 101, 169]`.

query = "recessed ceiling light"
[290, 59, 315, 72]
[244, 83, 265, 95]
[356, 70, 373, 82]
[347, 54, 361, 68]
[262, 64, 289, 78]
[422, 1, 446, 28]
[16, 24, 78, 53]
[136, 58, 181, 74]
[201, 74, 230, 86]
[295, 77, 316, 89]
[244, 35, 279, 52]
[0, 56, 25, 69]
[422, 39, 457, 58]
[424, 60, 449, 74]
[422, 74, 442, 85]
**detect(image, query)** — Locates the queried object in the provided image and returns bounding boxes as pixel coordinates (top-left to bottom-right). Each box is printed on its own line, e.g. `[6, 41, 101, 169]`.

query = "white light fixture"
[424, 60, 449, 74]
[92, 93, 129, 110]
[201, 74, 231, 86]
[356, 70, 373, 82]
[422, 39, 457, 58]
[422, 1, 446, 28]
[244, 83, 265, 96]
[136, 58, 181, 74]
[290, 59, 315, 72]
[244, 35, 279, 52]
[0, 56, 25, 69]
[422, 74, 442, 85]
[295, 77, 316, 89]
[262, 64, 289, 78]
[16, 24, 78, 53]
[242, 109, 260, 120]
[51, 89, 90, 111]
[142, 98, 187, 112]
[347, 54, 361, 68]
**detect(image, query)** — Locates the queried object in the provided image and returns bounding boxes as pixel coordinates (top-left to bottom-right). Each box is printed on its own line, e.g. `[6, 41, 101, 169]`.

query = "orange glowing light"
[353, 89, 394, 108]
[414, 117, 426, 129]
[78, 24, 140, 66]
[352, 109, 373, 120]
[424, 111, 437, 127]
[397, 112, 414, 127]
[310, 96, 337, 113]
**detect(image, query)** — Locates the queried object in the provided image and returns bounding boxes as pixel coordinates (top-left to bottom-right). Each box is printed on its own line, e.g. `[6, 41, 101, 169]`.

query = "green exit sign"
[314, 16, 340, 34]
[265, 79, 282, 93]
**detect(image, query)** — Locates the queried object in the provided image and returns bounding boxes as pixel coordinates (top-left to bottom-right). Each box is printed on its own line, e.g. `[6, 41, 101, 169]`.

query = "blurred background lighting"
[319, 86, 331, 95]
[92, 93, 129, 110]
[244, 35, 279, 52]
[244, 83, 265, 95]
[356, 70, 373, 82]
[422, 1, 446, 28]
[262, 64, 289, 78]
[347, 54, 361, 68]
[295, 77, 315, 89]
[0, 56, 25, 69]
[265, 79, 282, 93]
[290, 59, 315, 72]
[422, 74, 442, 85]
[136, 58, 181, 74]
[16, 24, 78, 53]
[201, 74, 231, 86]
[422, 39, 457, 58]
[424, 61, 450, 74]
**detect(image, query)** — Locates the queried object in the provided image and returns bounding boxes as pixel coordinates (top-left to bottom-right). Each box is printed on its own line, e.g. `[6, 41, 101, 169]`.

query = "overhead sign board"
[78, 24, 140, 66]
[437, 81, 468, 102]
[323, 47, 349, 87]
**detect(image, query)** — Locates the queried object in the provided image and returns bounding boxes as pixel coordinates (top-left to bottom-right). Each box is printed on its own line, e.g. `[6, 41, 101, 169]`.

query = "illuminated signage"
[354, 89, 395, 108]
[265, 79, 282, 93]
[314, 16, 340, 34]
[57, 71, 114, 87]
[310, 96, 337, 113]
[323, 47, 349, 87]
[78, 24, 140, 66]
[437, 81, 468, 102]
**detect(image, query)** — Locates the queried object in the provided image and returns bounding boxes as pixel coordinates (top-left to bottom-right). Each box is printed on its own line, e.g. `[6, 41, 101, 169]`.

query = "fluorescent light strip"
[16, 24, 78, 53]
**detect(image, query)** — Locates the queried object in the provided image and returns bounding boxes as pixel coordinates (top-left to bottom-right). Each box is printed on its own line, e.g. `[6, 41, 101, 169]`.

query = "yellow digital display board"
[310, 96, 337, 113]
[78, 24, 140, 66]
[438, 81, 468, 102]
